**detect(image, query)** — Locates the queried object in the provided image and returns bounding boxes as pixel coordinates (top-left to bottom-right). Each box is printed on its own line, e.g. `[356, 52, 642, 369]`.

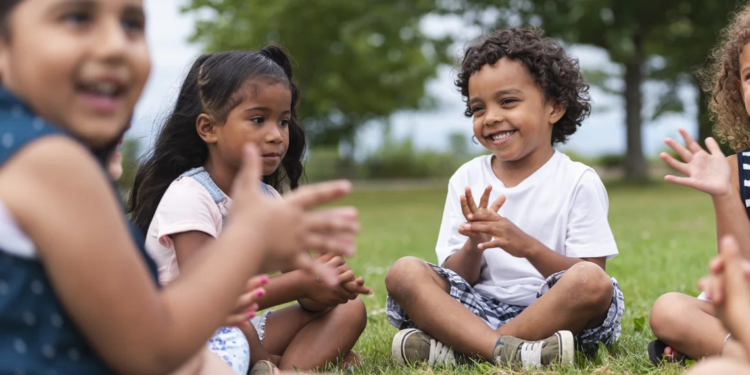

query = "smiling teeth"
[88, 83, 118, 96]
[491, 131, 515, 141]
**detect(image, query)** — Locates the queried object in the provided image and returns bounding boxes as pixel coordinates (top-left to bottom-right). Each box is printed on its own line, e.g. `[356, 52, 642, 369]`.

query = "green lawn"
[329, 181, 718, 374]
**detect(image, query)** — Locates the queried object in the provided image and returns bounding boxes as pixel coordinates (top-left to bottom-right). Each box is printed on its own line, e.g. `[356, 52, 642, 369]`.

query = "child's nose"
[266, 127, 283, 143]
[483, 107, 504, 127]
[92, 19, 129, 62]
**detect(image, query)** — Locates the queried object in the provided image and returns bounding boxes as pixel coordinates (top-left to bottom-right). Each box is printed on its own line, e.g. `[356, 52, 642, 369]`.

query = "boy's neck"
[491, 146, 555, 188]
[203, 157, 238, 198]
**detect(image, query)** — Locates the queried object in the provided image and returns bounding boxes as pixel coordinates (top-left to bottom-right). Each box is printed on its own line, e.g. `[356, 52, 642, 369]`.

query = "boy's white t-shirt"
[436, 151, 618, 307]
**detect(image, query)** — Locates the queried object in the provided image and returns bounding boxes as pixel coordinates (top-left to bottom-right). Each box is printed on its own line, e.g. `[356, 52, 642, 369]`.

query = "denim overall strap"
[179, 167, 227, 204]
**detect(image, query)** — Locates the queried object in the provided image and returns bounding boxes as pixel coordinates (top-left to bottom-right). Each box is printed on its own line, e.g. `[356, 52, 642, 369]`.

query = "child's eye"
[501, 98, 519, 106]
[471, 106, 485, 115]
[280, 119, 290, 127]
[62, 11, 91, 27]
[122, 16, 145, 33]
[250, 117, 265, 124]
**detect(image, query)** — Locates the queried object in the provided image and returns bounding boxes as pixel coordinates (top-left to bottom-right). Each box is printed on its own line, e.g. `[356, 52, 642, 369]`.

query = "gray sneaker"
[493, 330, 575, 369]
[391, 328, 466, 367]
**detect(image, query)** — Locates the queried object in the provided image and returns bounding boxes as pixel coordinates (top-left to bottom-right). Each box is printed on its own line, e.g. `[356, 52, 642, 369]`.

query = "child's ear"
[196, 113, 219, 144]
[548, 102, 567, 125]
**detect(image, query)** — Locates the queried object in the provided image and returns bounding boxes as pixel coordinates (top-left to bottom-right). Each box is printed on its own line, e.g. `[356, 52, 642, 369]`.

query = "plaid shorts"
[386, 263, 624, 354]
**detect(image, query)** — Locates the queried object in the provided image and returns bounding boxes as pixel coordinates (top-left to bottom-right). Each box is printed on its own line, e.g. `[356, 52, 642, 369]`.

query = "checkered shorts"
[386, 263, 624, 354]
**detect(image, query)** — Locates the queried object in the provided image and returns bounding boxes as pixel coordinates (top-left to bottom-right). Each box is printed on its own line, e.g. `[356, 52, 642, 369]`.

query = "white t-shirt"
[436, 151, 618, 306]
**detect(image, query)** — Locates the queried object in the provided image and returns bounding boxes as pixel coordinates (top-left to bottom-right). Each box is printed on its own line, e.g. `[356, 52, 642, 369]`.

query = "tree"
[455, 0, 738, 177]
[183, 0, 451, 172]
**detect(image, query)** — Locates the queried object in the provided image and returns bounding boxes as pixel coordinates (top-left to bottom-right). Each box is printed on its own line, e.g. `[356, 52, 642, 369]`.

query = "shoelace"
[519, 340, 544, 369]
[428, 338, 456, 366]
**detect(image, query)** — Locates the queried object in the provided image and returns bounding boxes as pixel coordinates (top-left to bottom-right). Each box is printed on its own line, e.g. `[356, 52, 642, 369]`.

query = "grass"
[323, 180, 718, 374]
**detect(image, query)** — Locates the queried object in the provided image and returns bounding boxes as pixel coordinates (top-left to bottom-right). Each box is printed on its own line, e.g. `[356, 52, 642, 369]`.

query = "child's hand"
[460, 185, 506, 248]
[301, 254, 371, 308]
[701, 237, 750, 336]
[660, 128, 732, 197]
[224, 275, 268, 327]
[229, 145, 360, 284]
[458, 191, 537, 257]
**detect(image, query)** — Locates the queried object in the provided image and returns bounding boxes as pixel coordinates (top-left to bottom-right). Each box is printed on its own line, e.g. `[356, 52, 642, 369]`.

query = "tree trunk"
[338, 126, 357, 179]
[623, 34, 648, 180]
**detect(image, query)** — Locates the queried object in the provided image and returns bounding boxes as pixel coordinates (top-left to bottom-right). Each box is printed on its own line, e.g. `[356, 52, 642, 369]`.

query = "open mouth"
[485, 130, 517, 143]
[76, 79, 126, 114]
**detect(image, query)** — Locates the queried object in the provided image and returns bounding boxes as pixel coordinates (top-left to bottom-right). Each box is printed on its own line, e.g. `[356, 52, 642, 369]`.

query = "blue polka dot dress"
[0, 87, 160, 374]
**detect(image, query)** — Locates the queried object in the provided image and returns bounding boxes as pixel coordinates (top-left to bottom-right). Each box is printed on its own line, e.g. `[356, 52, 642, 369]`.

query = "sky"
[131, 0, 700, 158]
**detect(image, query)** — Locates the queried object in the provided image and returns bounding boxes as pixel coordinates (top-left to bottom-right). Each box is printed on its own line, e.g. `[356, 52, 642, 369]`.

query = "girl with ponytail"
[130, 47, 369, 374]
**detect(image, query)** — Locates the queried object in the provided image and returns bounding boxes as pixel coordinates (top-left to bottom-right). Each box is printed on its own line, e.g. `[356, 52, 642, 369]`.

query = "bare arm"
[661, 130, 750, 258]
[0, 138, 356, 375]
[713, 155, 750, 257]
[443, 239, 485, 286]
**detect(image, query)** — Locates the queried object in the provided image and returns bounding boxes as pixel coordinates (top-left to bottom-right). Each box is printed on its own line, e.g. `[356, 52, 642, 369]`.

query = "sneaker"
[249, 360, 279, 375]
[493, 330, 575, 369]
[391, 328, 466, 367]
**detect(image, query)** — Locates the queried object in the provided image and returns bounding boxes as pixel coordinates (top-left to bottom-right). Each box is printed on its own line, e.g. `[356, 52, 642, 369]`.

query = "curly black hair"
[455, 28, 591, 145]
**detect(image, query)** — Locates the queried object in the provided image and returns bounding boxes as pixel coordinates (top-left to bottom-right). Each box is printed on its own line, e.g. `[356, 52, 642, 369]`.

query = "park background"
[120, 1, 742, 374]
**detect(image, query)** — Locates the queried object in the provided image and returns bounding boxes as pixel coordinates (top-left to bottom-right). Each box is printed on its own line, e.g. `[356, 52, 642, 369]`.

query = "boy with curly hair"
[384, 28, 624, 369]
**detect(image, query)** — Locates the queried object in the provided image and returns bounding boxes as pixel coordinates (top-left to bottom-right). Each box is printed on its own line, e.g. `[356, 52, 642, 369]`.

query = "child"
[0, 1, 358, 374]
[129, 48, 369, 373]
[683, 237, 750, 375]
[648, 3, 750, 365]
[384, 28, 623, 369]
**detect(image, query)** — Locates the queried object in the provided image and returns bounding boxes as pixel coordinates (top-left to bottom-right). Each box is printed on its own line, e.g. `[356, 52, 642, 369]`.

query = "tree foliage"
[183, 0, 452, 151]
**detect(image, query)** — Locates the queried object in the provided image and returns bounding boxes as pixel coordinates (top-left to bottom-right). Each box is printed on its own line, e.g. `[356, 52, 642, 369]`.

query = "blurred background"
[120, 0, 740, 191]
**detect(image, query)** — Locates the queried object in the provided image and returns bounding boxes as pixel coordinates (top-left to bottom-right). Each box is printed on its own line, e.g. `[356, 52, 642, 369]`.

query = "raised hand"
[229, 145, 360, 285]
[460, 185, 506, 246]
[223, 275, 268, 327]
[660, 128, 732, 197]
[458, 186, 535, 257]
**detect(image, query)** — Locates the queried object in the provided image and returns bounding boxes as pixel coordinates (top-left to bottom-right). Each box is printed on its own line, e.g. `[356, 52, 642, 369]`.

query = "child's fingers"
[660, 153, 690, 175]
[477, 239, 501, 251]
[234, 288, 265, 311]
[460, 195, 473, 220]
[489, 194, 507, 213]
[709, 256, 725, 274]
[247, 274, 269, 291]
[295, 253, 338, 287]
[468, 210, 500, 222]
[232, 144, 263, 195]
[304, 233, 356, 256]
[679, 128, 703, 154]
[741, 261, 750, 282]
[465, 187, 478, 213]
[460, 222, 495, 235]
[285, 180, 353, 210]
[478, 185, 492, 209]
[705, 137, 724, 156]
[664, 138, 693, 162]
[305, 209, 360, 235]
[337, 270, 356, 284]
[343, 281, 373, 295]
[663, 175, 697, 189]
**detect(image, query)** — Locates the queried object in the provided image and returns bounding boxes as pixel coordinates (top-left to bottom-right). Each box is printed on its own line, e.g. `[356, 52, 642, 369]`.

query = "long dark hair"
[0, 0, 22, 38]
[128, 47, 305, 234]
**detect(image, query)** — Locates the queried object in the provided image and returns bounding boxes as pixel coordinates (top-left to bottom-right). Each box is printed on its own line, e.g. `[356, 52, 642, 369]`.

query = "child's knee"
[564, 262, 612, 307]
[334, 298, 367, 334]
[385, 256, 428, 295]
[649, 292, 689, 337]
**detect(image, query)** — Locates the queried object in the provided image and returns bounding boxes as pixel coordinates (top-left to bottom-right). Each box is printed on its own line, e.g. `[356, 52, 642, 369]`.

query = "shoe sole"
[391, 328, 420, 365]
[556, 330, 575, 366]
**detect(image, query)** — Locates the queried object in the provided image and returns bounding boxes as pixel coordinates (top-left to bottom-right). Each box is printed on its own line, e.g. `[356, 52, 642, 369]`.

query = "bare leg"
[241, 323, 281, 367]
[650, 293, 729, 359]
[385, 256, 501, 360]
[495, 262, 613, 339]
[169, 349, 237, 375]
[685, 358, 750, 375]
[262, 299, 367, 371]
